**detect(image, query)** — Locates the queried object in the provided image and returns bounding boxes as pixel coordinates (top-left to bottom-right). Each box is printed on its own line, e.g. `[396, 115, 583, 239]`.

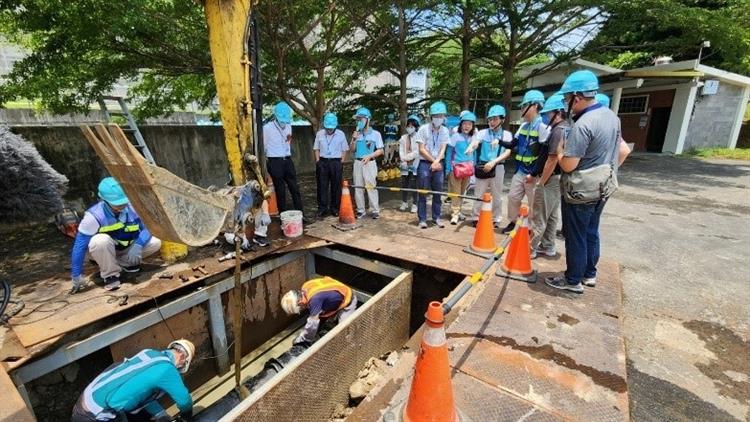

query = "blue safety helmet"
[354, 107, 372, 119]
[487, 105, 506, 118]
[595, 93, 611, 108]
[322, 112, 338, 130]
[429, 101, 448, 116]
[98, 177, 129, 206]
[460, 111, 477, 123]
[559, 70, 599, 95]
[273, 102, 293, 124]
[406, 114, 422, 126]
[539, 93, 566, 114]
[520, 90, 545, 107]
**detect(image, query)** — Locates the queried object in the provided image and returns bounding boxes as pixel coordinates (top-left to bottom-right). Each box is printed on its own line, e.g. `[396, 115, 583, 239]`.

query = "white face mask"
[432, 117, 444, 127]
[406, 126, 416, 135]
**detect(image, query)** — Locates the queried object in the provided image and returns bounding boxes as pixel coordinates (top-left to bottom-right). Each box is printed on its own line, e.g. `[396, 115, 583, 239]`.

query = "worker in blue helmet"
[529, 93, 568, 260]
[398, 115, 422, 213]
[263, 102, 309, 223]
[415, 101, 451, 228]
[500, 90, 551, 234]
[466, 105, 512, 227]
[350, 107, 384, 219]
[545, 70, 631, 294]
[595, 93, 610, 108]
[383, 112, 399, 164]
[313, 112, 349, 218]
[447, 111, 478, 225]
[69, 177, 162, 293]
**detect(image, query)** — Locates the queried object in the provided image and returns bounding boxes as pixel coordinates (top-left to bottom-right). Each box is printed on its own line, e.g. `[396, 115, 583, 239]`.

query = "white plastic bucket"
[279, 210, 304, 238]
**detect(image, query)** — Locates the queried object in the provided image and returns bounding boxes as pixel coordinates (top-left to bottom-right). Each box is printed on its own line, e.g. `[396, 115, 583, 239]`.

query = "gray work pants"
[530, 175, 561, 251]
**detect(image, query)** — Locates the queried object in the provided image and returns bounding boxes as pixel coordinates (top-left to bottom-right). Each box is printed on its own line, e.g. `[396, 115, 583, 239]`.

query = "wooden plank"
[305, 209, 488, 275]
[8, 235, 295, 348]
[0, 365, 35, 422]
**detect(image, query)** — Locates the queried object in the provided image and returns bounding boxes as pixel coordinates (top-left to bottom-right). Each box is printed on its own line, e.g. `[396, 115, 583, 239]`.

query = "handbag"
[451, 148, 474, 178]
[561, 163, 618, 204]
[474, 141, 496, 179]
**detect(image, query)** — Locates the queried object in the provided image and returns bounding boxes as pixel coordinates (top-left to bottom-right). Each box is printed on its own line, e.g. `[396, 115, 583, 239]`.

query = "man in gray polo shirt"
[545, 70, 630, 294]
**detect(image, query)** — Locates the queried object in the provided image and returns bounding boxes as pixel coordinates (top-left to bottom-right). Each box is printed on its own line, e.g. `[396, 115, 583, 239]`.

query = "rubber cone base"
[496, 267, 538, 283]
[462, 245, 496, 259]
[333, 221, 361, 231]
[384, 399, 471, 422]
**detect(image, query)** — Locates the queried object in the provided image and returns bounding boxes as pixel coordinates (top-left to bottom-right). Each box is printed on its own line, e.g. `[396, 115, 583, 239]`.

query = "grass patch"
[685, 147, 750, 160]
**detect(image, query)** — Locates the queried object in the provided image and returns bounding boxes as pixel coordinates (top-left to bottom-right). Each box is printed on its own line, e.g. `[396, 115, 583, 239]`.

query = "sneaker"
[410, 204, 417, 213]
[530, 249, 538, 260]
[371, 212, 380, 220]
[583, 277, 597, 287]
[544, 275, 583, 294]
[434, 219, 445, 228]
[121, 265, 140, 273]
[104, 276, 121, 291]
[419, 221, 428, 229]
[556, 230, 564, 239]
[536, 247, 557, 258]
[356, 211, 366, 219]
[253, 235, 270, 247]
[450, 214, 459, 225]
[493, 221, 502, 229]
[399, 202, 409, 211]
[501, 222, 515, 234]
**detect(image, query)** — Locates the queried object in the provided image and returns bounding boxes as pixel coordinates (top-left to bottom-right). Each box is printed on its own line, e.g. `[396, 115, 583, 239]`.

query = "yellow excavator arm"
[81, 0, 267, 246]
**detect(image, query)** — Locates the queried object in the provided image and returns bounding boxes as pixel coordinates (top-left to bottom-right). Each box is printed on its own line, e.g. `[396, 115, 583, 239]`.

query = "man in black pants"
[314, 112, 349, 217]
[263, 101, 309, 223]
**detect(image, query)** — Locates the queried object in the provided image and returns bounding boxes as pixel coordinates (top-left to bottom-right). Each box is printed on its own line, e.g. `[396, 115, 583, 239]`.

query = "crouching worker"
[280, 277, 357, 345]
[70, 177, 161, 293]
[71, 339, 195, 422]
[219, 180, 272, 250]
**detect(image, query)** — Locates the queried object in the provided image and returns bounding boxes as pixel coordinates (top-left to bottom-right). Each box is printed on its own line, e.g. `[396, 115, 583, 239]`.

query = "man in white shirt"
[314, 112, 349, 217]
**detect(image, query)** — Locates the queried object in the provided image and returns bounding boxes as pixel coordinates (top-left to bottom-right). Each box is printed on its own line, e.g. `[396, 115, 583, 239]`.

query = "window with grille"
[618, 95, 649, 114]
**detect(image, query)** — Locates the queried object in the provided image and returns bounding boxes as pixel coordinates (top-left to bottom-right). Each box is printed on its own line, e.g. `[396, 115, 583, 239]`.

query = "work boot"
[253, 235, 270, 247]
[399, 201, 409, 211]
[544, 275, 583, 294]
[501, 222, 515, 234]
[104, 276, 121, 291]
[122, 265, 140, 273]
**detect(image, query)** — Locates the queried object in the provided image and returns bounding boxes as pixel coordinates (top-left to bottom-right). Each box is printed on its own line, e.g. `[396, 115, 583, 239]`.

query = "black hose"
[0, 280, 10, 321]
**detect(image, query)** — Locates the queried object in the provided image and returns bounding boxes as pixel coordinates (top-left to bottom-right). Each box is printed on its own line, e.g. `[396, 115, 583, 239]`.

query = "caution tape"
[348, 184, 483, 202]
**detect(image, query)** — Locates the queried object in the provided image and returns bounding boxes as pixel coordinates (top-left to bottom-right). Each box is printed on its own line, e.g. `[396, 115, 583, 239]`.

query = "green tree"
[584, 0, 750, 74]
[0, 0, 215, 118]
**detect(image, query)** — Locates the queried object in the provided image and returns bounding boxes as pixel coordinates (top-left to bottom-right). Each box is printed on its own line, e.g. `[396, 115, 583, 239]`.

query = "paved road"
[604, 154, 750, 421]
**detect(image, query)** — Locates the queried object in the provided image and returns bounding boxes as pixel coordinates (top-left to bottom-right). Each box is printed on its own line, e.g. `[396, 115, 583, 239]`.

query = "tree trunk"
[502, 63, 515, 129]
[460, 4, 472, 110]
[398, 3, 408, 131]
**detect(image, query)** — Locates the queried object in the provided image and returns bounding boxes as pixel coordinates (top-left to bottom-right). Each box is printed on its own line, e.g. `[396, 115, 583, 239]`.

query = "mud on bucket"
[279, 210, 304, 238]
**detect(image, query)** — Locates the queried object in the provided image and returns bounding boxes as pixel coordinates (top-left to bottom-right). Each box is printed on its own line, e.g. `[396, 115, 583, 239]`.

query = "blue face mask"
[356, 120, 366, 131]
[541, 113, 551, 125]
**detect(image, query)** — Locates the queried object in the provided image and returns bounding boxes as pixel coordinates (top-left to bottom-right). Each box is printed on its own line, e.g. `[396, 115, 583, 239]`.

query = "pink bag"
[453, 162, 474, 178]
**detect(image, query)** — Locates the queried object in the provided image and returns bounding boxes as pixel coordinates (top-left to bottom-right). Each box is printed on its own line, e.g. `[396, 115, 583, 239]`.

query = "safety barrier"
[348, 184, 483, 202]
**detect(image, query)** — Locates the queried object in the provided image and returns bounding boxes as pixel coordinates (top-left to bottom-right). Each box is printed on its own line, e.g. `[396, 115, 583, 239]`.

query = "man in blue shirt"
[263, 102, 309, 223]
[349, 107, 384, 219]
[314, 112, 349, 217]
[501, 90, 551, 234]
[70, 177, 161, 293]
[71, 339, 195, 422]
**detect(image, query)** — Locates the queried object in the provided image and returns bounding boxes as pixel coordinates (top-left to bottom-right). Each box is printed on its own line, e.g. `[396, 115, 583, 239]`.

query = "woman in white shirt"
[398, 115, 421, 213]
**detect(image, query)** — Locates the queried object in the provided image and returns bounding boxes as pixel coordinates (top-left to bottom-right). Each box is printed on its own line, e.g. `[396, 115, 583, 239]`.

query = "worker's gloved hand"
[260, 213, 271, 226]
[126, 244, 143, 266]
[70, 275, 86, 294]
[292, 333, 309, 346]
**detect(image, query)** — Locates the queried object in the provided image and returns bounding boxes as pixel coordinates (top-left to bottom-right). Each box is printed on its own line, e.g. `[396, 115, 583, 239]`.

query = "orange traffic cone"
[402, 301, 461, 422]
[266, 176, 279, 217]
[496, 205, 537, 283]
[334, 180, 359, 231]
[463, 193, 496, 258]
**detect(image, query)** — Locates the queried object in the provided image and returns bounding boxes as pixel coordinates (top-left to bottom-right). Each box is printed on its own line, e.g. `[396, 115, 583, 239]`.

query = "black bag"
[474, 141, 496, 179]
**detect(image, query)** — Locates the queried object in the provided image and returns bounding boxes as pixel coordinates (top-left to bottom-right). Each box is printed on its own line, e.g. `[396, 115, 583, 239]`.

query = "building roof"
[518, 58, 621, 78]
[628, 60, 750, 87]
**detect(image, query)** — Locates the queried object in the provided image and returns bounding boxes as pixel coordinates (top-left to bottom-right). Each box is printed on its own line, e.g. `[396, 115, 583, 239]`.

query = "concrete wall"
[683, 82, 746, 150]
[8, 125, 326, 207]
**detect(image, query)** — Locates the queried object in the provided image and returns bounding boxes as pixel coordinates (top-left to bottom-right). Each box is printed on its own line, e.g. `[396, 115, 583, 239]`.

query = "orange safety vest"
[301, 277, 353, 318]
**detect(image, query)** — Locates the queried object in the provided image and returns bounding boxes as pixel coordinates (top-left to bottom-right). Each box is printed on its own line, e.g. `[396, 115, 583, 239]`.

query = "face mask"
[356, 120, 366, 131]
[432, 117, 444, 127]
[326, 129, 335, 135]
[541, 114, 551, 125]
[406, 126, 416, 135]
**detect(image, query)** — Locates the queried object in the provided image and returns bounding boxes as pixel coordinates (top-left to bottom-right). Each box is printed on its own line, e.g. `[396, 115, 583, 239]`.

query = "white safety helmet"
[281, 290, 302, 315]
[168, 339, 195, 374]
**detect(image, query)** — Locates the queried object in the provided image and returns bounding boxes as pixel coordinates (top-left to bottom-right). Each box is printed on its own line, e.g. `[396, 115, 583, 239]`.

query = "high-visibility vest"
[89, 202, 142, 250]
[302, 277, 353, 318]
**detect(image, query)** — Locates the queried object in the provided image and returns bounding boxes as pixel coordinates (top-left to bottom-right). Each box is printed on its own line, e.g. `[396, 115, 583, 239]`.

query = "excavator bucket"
[81, 124, 234, 246]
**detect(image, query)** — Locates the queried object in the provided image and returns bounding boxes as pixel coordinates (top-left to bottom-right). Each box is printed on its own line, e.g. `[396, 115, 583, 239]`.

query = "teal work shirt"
[449, 133, 475, 164]
[82, 349, 192, 419]
[475, 128, 509, 162]
[354, 128, 384, 159]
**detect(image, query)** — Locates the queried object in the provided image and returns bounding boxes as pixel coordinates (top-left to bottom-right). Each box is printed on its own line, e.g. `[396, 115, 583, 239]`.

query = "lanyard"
[429, 128, 440, 153]
[273, 122, 288, 143]
[324, 132, 335, 155]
